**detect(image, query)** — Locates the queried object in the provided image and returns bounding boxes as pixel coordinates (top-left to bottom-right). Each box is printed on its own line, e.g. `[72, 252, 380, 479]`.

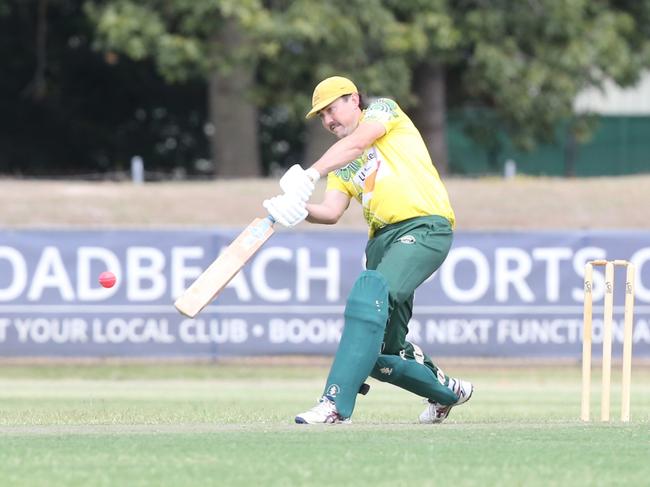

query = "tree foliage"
[457, 0, 650, 152]
[1, 0, 650, 177]
[85, 0, 276, 82]
[85, 0, 277, 176]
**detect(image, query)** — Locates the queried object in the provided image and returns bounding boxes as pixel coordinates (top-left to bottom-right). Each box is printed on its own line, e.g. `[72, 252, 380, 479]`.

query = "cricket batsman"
[264, 76, 473, 424]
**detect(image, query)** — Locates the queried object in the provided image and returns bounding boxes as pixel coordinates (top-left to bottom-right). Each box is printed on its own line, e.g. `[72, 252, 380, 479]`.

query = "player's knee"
[370, 354, 403, 383]
[344, 270, 389, 332]
[388, 287, 411, 307]
[381, 335, 405, 356]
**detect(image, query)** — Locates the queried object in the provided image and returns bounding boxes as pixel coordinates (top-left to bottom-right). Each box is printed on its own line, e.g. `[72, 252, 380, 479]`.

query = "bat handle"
[266, 215, 276, 225]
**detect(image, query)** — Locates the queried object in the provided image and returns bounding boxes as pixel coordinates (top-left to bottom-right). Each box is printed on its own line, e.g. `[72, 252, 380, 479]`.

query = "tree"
[4, 0, 649, 177]
[460, 1, 648, 148]
[256, 0, 411, 168]
[383, 0, 650, 174]
[260, 0, 650, 176]
[86, 0, 275, 177]
[382, 0, 460, 174]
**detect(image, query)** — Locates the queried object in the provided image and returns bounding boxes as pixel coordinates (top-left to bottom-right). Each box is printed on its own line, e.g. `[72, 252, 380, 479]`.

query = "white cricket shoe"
[419, 378, 474, 424]
[295, 395, 350, 424]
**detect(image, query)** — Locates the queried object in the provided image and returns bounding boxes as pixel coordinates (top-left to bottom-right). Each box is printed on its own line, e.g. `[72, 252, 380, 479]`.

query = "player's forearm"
[309, 121, 385, 177]
[305, 203, 341, 224]
[310, 137, 365, 176]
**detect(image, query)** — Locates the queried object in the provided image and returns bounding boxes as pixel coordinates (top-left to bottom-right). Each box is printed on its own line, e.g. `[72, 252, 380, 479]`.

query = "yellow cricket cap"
[305, 76, 358, 119]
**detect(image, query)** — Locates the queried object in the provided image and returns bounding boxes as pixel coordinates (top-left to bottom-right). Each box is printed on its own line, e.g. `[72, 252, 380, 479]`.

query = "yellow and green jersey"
[326, 98, 455, 237]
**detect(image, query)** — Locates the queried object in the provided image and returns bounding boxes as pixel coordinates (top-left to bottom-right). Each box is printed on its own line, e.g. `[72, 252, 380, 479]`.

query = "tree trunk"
[410, 62, 449, 175]
[207, 21, 260, 177]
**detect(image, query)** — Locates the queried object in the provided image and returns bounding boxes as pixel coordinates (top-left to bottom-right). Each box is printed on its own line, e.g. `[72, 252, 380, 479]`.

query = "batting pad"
[323, 270, 389, 418]
[370, 354, 458, 405]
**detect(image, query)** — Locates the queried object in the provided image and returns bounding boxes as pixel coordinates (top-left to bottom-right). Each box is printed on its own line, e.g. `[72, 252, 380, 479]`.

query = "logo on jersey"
[334, 159, 362, 182]
[363, 98, 399, 122]
[353, 154, 379, 188]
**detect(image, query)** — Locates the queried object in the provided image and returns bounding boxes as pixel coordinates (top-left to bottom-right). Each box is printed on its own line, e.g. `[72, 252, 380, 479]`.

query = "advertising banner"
[1, 229, 649, 358]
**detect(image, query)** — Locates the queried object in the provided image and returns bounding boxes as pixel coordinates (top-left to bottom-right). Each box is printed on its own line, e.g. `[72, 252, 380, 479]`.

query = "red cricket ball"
[98, 271, 116, 288]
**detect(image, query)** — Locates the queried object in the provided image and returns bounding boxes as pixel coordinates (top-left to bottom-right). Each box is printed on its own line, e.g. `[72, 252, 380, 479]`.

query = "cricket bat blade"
[174, 216, 275, 318]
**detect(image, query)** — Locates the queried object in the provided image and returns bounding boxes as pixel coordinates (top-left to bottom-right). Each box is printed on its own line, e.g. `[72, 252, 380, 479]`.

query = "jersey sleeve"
[361, 98, 401, 134]
[326, 171, 354, 197]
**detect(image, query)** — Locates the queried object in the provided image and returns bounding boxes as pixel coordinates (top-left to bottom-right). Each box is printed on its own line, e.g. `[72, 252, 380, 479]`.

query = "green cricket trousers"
[322, 214, 458, 418]
[366, 215, 458, 404]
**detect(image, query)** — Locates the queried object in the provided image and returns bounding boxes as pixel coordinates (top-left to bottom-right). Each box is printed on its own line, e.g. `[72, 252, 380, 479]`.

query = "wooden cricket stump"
[581, 260, 635, 422]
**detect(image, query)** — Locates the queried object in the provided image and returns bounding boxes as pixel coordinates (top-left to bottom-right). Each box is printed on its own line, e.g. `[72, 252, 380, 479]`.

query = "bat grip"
[266, 215, 276, 225]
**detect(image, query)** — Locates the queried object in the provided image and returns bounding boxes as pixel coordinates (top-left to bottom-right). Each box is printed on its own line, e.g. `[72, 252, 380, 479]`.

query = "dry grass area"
[1, 175, 648, 230]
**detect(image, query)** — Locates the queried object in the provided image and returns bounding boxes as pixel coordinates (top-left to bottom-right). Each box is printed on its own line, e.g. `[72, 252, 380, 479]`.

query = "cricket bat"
[174, 216, 275, 318]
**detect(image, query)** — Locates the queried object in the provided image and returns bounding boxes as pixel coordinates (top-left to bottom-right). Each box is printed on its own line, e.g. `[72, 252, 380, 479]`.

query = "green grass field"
[1, 361, 649, 487]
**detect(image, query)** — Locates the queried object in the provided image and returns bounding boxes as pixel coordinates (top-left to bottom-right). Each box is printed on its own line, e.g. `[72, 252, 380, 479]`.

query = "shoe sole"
[294, 416, 351, 425]
[442, 383, 474, 421]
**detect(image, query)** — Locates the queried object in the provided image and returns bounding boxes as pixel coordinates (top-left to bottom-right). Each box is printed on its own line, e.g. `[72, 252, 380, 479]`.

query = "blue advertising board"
[0, 228, 649, 358]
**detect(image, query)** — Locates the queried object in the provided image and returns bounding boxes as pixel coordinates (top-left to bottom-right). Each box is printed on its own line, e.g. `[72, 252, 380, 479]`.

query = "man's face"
[318, 94, 360, 139]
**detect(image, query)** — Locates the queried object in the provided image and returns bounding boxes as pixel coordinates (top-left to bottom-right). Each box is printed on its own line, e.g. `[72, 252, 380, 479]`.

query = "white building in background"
[574, 71, 650, 115]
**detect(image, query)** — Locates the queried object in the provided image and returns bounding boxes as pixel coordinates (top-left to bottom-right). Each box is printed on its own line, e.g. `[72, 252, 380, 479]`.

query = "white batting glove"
[279, 164, 321, 202]
[263, 193, 308, 227]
